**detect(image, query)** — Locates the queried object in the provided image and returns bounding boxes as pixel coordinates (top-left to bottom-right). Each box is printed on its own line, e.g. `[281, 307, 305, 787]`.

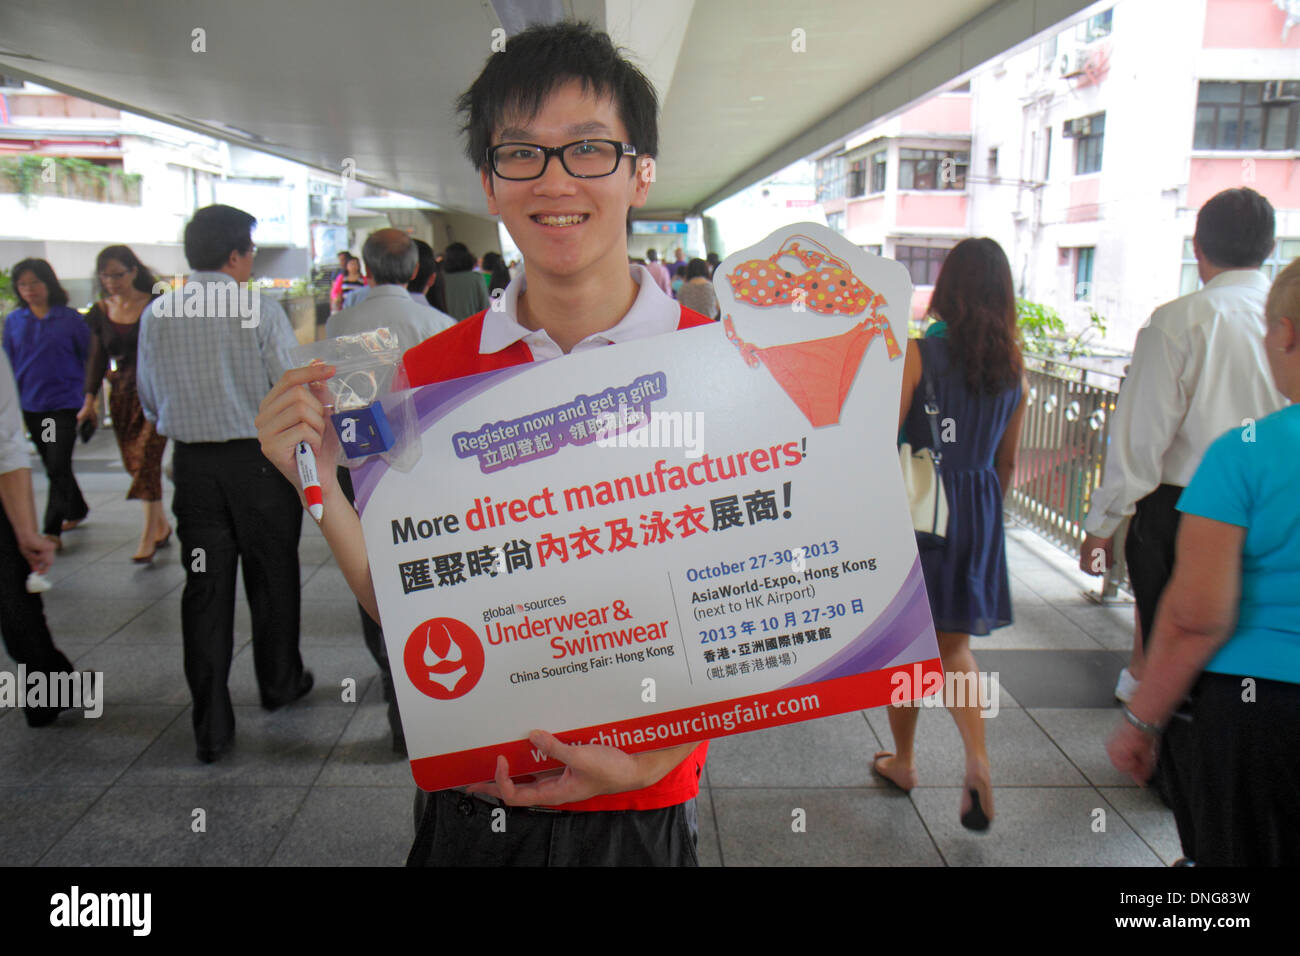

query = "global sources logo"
[403, 618, 485, 700]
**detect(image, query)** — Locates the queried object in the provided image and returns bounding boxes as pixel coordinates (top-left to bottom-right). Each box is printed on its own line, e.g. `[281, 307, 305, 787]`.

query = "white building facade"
[816, 0, 1300, 349]
[2, 80, 358, 303]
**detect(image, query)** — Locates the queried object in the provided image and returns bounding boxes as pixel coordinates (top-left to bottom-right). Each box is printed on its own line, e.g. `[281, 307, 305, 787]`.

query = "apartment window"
[848, 158, 867, 198]
[1193, 82, 1300, 151]
[1070, 113, 1104, 174]
[815, 154, 846, 203]
[898, 149, 968, 190]
[1077, 8, 1113, 42]
[863, 244, 883, 257]
[1074, 247, 1095, 300]
[895, 244, 950, 286]
[825, 211, 845, 235]
[308, 188, 347, 224]
[1266, 238, 1300, 277]
[1040, 34, 1059, 70]
[1179, 239, 1198, 295]
[987, 147, 999, 179]
[1043, 128, 1052, 180]
[1181, 236, 1300, 294]
[869, 151, 887, 193]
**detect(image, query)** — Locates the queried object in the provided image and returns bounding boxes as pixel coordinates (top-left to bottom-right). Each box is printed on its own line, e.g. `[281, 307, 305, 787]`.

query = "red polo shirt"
[403, 305, 714, 812]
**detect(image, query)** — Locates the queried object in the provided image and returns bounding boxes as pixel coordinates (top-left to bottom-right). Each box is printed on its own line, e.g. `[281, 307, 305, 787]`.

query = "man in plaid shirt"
[138, 203, 313, 764]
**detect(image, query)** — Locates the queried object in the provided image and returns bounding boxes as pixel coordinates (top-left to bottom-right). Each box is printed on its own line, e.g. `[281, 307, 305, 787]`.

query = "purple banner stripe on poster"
[352, 364, 533, 513]
[780, 557, 932, 688]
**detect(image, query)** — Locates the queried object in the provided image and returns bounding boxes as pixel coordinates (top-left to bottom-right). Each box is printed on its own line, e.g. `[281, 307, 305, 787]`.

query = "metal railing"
[1005, 353, 1130, 602]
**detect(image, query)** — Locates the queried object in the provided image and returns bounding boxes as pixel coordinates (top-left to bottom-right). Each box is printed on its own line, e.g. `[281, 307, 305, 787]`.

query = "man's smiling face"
[481, 79, 652, 282]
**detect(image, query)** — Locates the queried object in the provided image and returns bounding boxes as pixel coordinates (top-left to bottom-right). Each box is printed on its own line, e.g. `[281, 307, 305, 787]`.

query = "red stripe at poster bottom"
[409, 657, 943, 791]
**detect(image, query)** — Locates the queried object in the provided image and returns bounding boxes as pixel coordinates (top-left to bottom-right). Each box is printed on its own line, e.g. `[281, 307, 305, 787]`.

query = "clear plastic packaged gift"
[288, 328, 422, 472]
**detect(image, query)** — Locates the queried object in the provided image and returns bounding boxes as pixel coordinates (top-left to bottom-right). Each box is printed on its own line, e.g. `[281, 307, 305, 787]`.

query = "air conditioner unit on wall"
[1057, 49, 1085, 78]
[1062, 116, 1092, 139]
[1262, 80, 1300, 103]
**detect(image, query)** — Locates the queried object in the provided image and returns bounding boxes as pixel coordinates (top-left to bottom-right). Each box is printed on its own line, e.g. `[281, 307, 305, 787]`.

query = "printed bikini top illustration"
[719, 227, 907, 427]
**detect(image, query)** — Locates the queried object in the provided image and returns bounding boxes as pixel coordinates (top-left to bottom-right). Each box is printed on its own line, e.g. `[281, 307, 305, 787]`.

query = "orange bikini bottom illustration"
[725, 316, 897, 427]
[721, 232, 903, 426]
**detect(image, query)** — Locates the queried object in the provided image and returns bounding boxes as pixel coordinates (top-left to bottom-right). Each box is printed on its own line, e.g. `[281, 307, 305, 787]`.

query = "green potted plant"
[0, 267, 17, 328]
[1016, 298, 1107, 377]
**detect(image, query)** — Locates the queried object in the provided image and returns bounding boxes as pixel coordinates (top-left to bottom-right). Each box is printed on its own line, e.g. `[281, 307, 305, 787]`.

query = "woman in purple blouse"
[2, 259, 91, 546]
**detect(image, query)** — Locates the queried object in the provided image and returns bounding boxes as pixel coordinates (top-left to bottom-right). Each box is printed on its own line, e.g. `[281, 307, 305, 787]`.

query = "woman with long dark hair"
[1, 258, 91, 547]
[79, 245, 171, 562]
[873, 237, 1029, 830]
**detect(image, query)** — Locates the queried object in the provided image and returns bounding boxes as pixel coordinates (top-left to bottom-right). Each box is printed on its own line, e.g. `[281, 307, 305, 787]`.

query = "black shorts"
[406, 789, 700, 867]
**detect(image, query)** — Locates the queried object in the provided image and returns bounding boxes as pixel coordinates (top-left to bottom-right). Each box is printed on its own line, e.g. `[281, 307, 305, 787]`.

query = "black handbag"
[898, 353, 947, 548]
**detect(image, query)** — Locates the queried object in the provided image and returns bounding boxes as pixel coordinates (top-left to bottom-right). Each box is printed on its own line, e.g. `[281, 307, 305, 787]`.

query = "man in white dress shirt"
[1080, 189, 1287, 660]
[1078, 188, 1287, 860]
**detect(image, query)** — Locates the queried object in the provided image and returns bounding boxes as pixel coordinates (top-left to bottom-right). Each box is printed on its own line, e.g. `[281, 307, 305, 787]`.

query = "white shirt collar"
[479, 264, 678, 357]
[1202, 268, 1270, 292]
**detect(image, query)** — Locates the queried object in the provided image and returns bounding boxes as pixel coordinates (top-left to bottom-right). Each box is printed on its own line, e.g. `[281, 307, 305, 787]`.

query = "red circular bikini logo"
[403, 618, 484, 700]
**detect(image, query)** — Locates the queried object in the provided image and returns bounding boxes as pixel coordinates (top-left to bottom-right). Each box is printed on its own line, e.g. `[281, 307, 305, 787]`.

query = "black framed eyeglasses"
[488, 139, 638, 180]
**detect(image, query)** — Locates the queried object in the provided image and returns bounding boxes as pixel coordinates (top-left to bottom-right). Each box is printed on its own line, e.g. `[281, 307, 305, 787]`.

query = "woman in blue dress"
[873, 238, 1029, 830]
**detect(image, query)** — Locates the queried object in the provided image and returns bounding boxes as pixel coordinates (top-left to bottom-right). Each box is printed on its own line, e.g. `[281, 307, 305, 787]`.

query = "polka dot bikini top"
[723, 235, 902, 427]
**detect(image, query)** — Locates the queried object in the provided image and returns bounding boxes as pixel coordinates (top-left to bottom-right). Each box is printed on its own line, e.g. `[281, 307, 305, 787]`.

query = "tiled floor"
[0, 431, 1181, 866]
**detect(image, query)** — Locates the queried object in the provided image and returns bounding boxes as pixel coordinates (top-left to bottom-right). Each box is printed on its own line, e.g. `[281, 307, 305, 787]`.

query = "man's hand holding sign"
[466, 729, 687, 806]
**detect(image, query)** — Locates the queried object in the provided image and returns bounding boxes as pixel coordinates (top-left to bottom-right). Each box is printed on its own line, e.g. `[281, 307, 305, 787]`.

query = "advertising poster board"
[353, 224, 940, 791]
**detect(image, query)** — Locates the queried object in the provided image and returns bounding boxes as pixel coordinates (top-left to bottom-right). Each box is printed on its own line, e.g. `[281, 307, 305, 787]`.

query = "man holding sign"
[258, 22, 713, 865]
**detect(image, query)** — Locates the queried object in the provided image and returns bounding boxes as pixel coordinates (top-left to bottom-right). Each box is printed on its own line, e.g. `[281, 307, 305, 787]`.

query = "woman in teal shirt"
[1108, 258, 1300, 866]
